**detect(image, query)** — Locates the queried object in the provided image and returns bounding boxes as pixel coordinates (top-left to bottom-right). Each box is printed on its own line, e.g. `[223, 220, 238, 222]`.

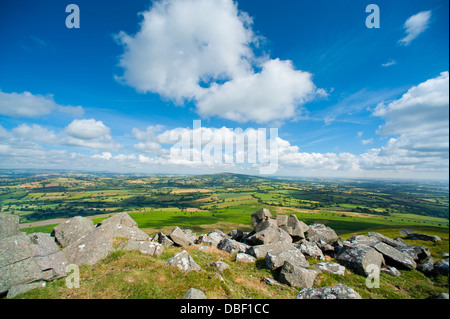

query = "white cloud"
[381, 59, 396, 67]
[12, 124, 59, 145]
[361, 138, 374, 145]
[92, 152, 112, 160]
[370, 71, 449, 171]
[196, 59, 319, 123]
[65, 119, 111, 140]
[399, 11, 432, 46]
[0, 90, 84, 117]
[115, 0, 322, 123]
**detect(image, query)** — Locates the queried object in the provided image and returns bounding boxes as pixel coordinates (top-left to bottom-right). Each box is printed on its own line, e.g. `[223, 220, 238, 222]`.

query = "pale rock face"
[166, 250, 201, 272]
[297, 284, 362, 299]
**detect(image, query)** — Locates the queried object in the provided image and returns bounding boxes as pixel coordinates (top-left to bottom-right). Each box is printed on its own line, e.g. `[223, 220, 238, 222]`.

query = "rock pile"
[1, 208, 448, 299]
[0, 212, 162, 298]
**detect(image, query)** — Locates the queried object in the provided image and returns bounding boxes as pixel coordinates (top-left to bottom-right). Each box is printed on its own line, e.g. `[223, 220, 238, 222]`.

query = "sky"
[0, 0, 448, 179]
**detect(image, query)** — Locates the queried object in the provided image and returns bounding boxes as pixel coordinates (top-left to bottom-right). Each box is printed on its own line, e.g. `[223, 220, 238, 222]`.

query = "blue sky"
[0, 0, 448, 179]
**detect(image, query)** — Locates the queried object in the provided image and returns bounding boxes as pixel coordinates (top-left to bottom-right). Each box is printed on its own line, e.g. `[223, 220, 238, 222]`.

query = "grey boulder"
[335, 243, 384, 277]
[373, 242, 416, 270]
[183, 287, 207, 299]
[312, 262, 345, 276]
[306, 224, 338, 246]
[166, 250, 201, 272]
[279, 261, 318, 288]
[168, 226, 195, 247]
[265, 249, 308, 270]
[297, 284, 362, 299]
[52, 216, 94, 248]
[63, 226, 113, 266]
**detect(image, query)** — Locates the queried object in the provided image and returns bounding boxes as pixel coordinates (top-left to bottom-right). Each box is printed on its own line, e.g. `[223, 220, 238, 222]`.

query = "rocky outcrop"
[63, 225, 113, 266]
[297, 284, 362, 299]
[0, 228, 68, 295]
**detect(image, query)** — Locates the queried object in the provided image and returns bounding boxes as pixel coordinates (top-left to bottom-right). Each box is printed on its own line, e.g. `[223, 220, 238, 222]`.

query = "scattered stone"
[297, 284, 362, 299]
[206, 260, 229, 273]
[182, 288, 207, 299]
[374, 242, 416, 270]
[235, 253, 256, 263]
[406, 233, 441, 243]
[298, 240, 325, 260]
[166, 250, 201, 272]
[312, 262, 345, 276]
[52, 216, 94, 248]
[279, 261, 318, 288]
[265, 249, 308, 270]
[381, 266, 401, 277]
[262, 277, 283, 286]
[432, 259, 449, 277]
[198, 245, 211, 252]
[417, 257, 435, 275]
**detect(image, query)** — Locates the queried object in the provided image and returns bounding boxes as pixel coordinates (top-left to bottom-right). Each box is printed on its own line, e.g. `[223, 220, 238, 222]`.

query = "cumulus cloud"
[399, 11, 432, 46]
[64, 119, 121, 151]
[115, 0, 322, 123]
[12, 124, 59, 145]
[370, 71, 449, 171]
[0, 90, 84, 117]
